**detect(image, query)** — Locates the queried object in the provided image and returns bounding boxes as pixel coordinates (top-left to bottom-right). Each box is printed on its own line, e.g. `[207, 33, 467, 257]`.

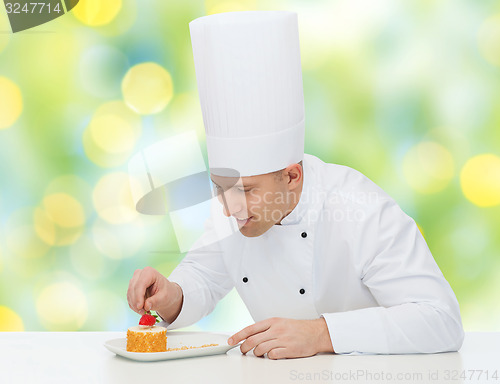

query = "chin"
[239, 223, 272, 238]
[239, 227, 262, 238]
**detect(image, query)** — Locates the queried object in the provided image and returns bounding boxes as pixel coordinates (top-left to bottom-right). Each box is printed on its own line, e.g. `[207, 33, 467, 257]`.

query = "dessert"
[127, 325, 167, 352]
[126, 311, 167, 352]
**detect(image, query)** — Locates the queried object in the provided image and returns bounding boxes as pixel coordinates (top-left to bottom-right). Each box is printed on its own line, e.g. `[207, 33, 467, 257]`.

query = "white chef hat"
[189, 11, 305, 177]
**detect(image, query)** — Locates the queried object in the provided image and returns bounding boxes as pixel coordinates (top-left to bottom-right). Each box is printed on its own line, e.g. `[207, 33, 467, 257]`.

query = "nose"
[219, 190, 246, 218]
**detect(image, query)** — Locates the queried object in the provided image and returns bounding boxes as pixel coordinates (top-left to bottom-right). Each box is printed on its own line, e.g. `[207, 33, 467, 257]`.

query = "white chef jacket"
[165, 154, 464, 354]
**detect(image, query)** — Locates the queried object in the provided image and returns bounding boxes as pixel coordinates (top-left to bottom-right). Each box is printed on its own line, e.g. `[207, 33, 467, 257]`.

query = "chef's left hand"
[228, 317, 334, 359]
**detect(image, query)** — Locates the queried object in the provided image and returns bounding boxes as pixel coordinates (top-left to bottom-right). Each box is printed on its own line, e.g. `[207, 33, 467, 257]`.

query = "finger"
[267, 347, 288, 360]
[251, 339, 282, 357]
[127, 269, 143, 313]
[127, 269, 140, 304]
[144, 290, 158, 312]
[128, 272, 147, 315]
[240, 331, 275, 355]
[229, 318, 273, 345]
[133, 267, 157, 311]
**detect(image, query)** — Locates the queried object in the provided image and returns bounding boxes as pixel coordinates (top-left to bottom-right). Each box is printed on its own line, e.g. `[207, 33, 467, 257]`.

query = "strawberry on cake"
[126, 311, 167, 352]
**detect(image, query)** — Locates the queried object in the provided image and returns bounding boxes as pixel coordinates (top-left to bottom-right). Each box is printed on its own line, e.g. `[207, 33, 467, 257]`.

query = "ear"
[284, 163, 303, 191]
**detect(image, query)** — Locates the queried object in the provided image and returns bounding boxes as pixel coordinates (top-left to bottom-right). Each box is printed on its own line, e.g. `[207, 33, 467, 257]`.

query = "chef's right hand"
[127, 266, 184, 324]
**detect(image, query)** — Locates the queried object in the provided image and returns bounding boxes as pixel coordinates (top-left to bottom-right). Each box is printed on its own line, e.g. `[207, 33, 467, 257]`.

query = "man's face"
[211, 170, 294, 237]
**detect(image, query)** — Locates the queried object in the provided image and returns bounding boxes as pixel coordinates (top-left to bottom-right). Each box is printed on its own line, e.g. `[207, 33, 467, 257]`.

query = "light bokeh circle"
[0, 77, 23, 130]
[122, 62, 174, 115]
[460, 153, 500, 207]
[43, 193, 85, 228]
[0, 306, 24, 331]
[72, 0, 123, 26]
[36, 282, 88, 331]
[89, 115, 137, 154]
[206, 1, 251, 15]
[34, 193, 85, 246]
[83, 101, 142, 168]
[93, 172, 138, 224]
[44, 175, 93, 216]
[478, 14, 500, 66]
[403, 142, 455, 194]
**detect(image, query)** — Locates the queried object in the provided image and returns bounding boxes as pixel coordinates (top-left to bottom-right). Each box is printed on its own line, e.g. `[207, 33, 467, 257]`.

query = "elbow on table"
[428, 306, 465, 353]
[404, 302, 465, 354]
[445, 321, 464, 352]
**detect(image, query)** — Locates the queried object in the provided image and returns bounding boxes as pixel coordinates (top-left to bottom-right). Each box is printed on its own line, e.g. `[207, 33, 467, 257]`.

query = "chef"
[127, 11, 464, 358]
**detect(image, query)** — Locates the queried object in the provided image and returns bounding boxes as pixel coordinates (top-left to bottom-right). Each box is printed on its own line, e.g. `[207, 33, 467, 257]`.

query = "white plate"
[104, 331, 240, 362]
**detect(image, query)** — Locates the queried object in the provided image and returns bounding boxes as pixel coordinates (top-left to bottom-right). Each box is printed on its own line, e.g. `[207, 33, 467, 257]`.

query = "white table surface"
[0, 331, 498, 384]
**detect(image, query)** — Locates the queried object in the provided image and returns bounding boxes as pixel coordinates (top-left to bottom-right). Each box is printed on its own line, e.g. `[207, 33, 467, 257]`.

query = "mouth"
[234, 217, 253, 227]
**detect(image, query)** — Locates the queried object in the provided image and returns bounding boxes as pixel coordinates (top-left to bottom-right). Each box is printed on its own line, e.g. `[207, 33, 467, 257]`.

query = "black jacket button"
[243, 277, 248, 283]
[299, 288, 305, 294]
[301, 232, 307, 238]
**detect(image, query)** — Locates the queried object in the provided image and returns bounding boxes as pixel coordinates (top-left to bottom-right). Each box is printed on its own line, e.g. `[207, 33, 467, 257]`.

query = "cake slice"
[127, 325, 167, 352]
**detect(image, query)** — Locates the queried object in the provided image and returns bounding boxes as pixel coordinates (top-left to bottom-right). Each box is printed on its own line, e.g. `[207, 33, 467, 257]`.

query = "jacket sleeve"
[321, 199, 465, 354]
[161, 216, 234, 330]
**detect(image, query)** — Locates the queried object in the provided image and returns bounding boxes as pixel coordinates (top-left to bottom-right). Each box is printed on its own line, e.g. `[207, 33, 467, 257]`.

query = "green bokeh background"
[0, 0, 499, 332]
